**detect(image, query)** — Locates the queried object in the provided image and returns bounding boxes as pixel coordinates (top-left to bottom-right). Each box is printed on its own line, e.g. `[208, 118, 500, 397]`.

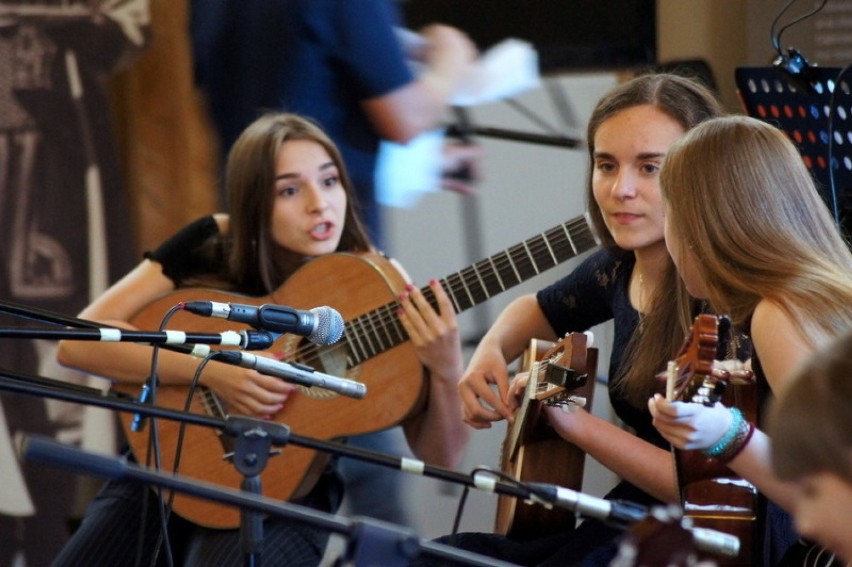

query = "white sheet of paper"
[377, 36, 539, 208]
[376, 129, 445, 208]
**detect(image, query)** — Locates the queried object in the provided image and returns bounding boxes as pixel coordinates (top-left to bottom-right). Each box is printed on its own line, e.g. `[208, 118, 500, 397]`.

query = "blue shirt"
[277, 0, 413, 243]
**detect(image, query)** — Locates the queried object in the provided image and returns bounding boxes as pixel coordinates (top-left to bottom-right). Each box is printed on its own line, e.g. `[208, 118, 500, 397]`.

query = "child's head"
[768, 330, 852, 561]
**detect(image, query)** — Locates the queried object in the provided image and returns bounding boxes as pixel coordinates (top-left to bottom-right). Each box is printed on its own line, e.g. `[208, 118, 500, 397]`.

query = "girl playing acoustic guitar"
[649, 115, 852, 566]
[427, 74, 811, 567]
[438, 73, 752, 566]
[54, 112, 469, 566]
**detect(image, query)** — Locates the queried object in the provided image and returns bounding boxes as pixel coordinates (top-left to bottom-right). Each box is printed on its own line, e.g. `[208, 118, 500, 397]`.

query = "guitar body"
[668, 314, 760, 565]
[675, 383, 760, 565]
[117, 252, 424, 529]
[115, 215, 598, 528]
[494, 333, 598, 538]
[611, 507, 699, 567]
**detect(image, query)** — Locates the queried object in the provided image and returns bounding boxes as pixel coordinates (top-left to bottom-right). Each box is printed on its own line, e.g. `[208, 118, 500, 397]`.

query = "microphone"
[213, 351, 366, 399]
[181, 302, 344, 346]
[524, 483, 740, 558]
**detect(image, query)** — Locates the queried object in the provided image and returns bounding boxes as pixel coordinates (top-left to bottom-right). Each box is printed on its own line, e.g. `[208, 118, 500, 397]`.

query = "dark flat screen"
[401, 0, 657, 72]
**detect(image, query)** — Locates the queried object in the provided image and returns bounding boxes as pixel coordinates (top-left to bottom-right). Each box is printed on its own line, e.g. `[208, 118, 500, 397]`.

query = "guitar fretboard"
[343, 216, 597, 366]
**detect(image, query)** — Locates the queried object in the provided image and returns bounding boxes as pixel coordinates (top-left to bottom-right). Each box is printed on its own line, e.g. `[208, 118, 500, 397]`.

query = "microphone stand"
[0, 298, 103, 329]
[21, 434, 518, 567]
[0, 368, 740, 561]
[0, 326, 275, 350]
[445, 121, 581, 149]
[0, 369, 522, 567]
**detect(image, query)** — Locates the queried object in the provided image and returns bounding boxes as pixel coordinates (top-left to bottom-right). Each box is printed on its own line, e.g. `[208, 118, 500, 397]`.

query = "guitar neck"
[344, 216, 596, 366]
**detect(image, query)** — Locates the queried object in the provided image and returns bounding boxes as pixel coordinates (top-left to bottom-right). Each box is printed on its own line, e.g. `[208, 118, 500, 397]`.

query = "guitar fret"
[470, 263, 490, 301]
[347, 319, 369, 364]
[522, 241, 541, 274]
[343, 342, 357, 368]
[542, 234, 558, 267]
[561, 223, 579, 256]
[487, 256, 507, 292]
[545, 226, 572, 267]
[509, 243, 537, 280]
[475, 258, 504, 299]
[530, 233, 558, 271]
[387, 305, 407, 345]
[362, 312, 381, 357]
[373, 305, 396, 351]
[201, 388, 227, 423]
[440, 278, 462, 313]
[363, 311, 381, 355]
[501, 249, 523, 287]
[457, 268, 477, 310]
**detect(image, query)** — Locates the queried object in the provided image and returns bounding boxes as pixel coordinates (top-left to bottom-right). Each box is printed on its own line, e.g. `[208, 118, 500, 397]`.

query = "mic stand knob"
[223, 416, 292, 566]
[340, 517, 420, 567]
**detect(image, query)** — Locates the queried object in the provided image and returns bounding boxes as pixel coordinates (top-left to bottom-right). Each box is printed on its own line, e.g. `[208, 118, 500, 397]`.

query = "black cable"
[776, 0, 827, 52]
[770, 0, 827, 54]
[136, 304, 182, 567]
[825, 64, 852, 230]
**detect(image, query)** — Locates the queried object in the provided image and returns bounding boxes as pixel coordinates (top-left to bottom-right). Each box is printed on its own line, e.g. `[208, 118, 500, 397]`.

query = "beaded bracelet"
[717, 420, 756, 463]
[702, 407, 745, 459]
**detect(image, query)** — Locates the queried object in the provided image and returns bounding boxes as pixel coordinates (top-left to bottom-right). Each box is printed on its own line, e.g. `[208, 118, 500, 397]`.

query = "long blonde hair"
[661, 115, 852, 345]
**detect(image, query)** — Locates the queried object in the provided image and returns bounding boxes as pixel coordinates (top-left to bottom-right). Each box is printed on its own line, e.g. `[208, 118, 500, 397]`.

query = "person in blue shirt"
[191, 0, 481, 530]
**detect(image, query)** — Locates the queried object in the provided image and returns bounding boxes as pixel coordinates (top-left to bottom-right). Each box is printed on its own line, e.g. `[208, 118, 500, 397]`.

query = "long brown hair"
[587, 74, 726, 407]
[661, 115, 852, 345]
[224, 113, 371, 293]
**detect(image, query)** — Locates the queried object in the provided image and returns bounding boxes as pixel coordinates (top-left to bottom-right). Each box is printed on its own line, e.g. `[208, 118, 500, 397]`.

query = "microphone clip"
[773, 47, 820, 94]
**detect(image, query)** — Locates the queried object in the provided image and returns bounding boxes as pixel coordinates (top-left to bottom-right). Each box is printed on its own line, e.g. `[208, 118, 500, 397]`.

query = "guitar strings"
[278, 217, 597, 375]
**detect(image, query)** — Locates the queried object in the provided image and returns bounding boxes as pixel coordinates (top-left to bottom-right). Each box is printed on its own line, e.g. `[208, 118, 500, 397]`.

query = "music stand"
[735, 67, 852, 236]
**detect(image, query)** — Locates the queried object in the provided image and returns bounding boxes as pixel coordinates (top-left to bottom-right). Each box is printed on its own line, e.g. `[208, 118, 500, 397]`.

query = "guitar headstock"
[533, 332, 591, 410]
[610, 505, 698, 567]
[665, 314, 731, 406]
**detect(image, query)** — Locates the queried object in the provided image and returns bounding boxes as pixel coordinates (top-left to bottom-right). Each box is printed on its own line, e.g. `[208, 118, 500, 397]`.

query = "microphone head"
[310, 306, 345, 345]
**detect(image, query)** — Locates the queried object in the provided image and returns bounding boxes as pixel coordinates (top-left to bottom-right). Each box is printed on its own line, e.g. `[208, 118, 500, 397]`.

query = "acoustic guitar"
[119, 215, 598, 528]
[610, 505, 700, 567]
[665, 314, 760, 565]
[494, 332, 598, 538]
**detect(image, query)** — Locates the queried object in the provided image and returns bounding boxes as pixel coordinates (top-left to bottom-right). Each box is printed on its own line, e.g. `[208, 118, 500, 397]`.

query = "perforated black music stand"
[735, 67, 852, 236]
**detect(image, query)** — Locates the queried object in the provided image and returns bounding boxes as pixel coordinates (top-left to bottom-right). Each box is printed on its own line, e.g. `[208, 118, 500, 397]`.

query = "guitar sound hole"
[284, 337, 354, 398]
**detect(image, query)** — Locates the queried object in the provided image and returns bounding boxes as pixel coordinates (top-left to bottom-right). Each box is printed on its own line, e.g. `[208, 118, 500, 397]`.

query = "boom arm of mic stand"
[0, 299, 274, 352]
[20, 434, 520, 567]
[0, 327, 275, 350]
[445, 122, 582, 149]
[0, 298, 104, 329]
[0, 368, 739, 560]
